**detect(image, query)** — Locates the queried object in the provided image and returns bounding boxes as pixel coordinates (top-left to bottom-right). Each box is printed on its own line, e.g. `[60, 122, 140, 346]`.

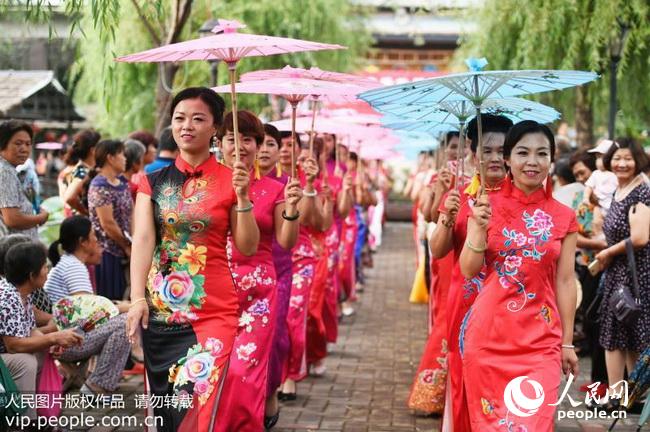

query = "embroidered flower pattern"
[148, 178, 214, 325]
[236, 342, 257, 363]
[495, 209, 553, 312]
[168, 337, 224, 406]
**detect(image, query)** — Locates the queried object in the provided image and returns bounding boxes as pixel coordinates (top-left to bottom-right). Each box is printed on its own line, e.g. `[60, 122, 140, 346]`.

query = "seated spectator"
[553, 157, 585, 207]
[144, 127, 177, 173]
[45, 216, 141, 381]
[0, 242, 83, 420]
[0, 234, 53, 321]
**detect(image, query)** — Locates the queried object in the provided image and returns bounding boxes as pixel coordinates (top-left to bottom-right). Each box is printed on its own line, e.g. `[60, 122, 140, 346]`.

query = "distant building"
[355, 0, 478, 71]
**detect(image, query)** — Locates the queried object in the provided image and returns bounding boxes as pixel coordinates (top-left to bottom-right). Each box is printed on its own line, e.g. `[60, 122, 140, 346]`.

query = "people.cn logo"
[503, 376, 545, 417]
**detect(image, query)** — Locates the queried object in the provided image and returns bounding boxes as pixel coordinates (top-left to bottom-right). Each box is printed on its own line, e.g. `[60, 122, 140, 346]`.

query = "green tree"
[456, 0, 650, 147]
[69, 0, 370, 137]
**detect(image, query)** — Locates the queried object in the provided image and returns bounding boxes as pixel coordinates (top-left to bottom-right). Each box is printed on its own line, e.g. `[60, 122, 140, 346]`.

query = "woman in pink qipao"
[215, 111, 302, 432]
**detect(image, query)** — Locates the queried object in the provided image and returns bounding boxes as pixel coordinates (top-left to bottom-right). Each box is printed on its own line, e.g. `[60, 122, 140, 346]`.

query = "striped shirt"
[44, 254, 93, 304]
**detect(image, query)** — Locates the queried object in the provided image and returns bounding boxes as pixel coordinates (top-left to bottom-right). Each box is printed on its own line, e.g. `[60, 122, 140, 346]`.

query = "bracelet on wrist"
[466, 239, 487, 253]
[561, 344, 575, 349]
[235, 203, 254, 213]
[303, 189, 318, 198]
[130, 298, 147, 308]
[282, 210, 300, 221]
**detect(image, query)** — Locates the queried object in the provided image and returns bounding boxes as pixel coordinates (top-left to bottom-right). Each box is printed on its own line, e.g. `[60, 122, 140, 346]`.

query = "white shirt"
[585, 170, 618, 211]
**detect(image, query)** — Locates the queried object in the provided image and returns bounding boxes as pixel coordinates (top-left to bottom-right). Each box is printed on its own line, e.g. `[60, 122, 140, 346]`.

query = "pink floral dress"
[216, 174, 284, 432]
[461, 178, 577, 431]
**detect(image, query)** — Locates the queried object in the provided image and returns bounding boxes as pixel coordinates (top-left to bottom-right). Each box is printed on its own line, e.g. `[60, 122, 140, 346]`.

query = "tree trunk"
[575, 85, 594, 149]
[154, 63, 179, 136]
[152, 0, 193, 136]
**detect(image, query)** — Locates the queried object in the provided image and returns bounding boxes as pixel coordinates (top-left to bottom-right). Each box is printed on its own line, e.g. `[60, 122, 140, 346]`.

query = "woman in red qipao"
[215, 111, 302, 432]
[278, 134, 332, 400]
[459, 121, 578, 431]
[126, 87, 260, 432]
[429, 115, 513, 431]
[407, 131, 461, 415]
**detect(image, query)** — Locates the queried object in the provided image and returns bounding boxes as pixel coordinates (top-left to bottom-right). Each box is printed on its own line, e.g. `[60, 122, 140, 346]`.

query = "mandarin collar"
[502, 175, 550, 205]
[174, 155, 218, 176]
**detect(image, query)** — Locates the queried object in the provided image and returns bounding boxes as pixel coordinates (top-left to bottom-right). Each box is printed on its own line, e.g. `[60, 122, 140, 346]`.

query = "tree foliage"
[70, 0, 370, 137]
[456, 0, 650, 139]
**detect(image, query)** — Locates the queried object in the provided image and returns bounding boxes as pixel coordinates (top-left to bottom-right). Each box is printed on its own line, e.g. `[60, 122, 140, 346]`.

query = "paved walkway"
[274, 222, 438, 432]
[58, 222, 646, 431]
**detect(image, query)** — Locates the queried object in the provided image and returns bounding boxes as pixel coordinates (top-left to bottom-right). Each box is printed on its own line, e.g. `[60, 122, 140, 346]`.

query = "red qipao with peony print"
[138, 156, 239, 432]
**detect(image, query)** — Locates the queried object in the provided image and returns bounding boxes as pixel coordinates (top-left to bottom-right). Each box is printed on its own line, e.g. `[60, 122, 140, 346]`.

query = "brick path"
[274, 222, 439, 432]
[57, 222, 646, 431]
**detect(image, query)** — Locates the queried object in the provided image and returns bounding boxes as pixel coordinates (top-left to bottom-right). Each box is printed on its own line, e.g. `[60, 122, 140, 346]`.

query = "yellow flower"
[178, 243, 207, 275]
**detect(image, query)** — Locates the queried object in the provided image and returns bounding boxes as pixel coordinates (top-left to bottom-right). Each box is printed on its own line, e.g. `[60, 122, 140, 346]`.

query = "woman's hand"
[471, 193, 491, 229]
[443, 190, 461, 218]
[303, 158, 319, 184]
[232, 161, 250, 200]
[50, 329, 84, 348]
[342, 173, 354, 194]
[562, 347, 579, 377]
[320, 183, 333, 201]
[434, 168, 452, 196]
[126, 301, 149, 345]
[594, 248, 612, 270]
[284, 179, 302, 213]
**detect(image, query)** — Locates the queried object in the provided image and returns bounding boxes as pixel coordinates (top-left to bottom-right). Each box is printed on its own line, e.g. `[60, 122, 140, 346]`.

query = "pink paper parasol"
[240, 66, 381, 158]
[213, 78, 368, 174]
[241, 65, 379, 88]
[116, 19, 345, 163]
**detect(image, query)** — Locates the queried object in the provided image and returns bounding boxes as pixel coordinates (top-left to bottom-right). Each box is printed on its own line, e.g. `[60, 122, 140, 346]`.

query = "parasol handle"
[476, 106, 487, 196]
[455, 121, 466, 192]
[308, 98, 318, 158]
[228, 66, 240, 164]
[291, 103, 298, 178]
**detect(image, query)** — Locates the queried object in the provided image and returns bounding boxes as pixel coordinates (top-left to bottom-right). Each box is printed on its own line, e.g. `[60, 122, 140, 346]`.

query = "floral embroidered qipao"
[217, 174, 284, 432]
[462, 179, 577, 431]
[139, 156, 239, 432]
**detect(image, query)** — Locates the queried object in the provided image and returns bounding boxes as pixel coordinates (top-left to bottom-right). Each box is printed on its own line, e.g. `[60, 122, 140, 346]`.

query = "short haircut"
[217, 110, 264, 146]
[603, 137, 649, 175]
[569, 149, 597, 172]
[171, 87, 226, 126]
[280, 131, 302, 147]
[444, 131, 460, 145]
[158, 127, 178, 153]
[264, 124, 281, 145]
[553, 157, 576, 184]
[94, 140, 125, 168]
[503, 120, 556, 162]
[0, 120, 33, 151]
[5, 242, 47, 286]
[128, 130, 158, 149]
[0, 234, 31, 277]
[124, 139, 146, 171]
[466, 115, 513, 153]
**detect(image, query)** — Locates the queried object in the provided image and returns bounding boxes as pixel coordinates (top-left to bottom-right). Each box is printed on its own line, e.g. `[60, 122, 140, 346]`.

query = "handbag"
[36, 352, 62, 418]
[608, 239, 642, 327]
